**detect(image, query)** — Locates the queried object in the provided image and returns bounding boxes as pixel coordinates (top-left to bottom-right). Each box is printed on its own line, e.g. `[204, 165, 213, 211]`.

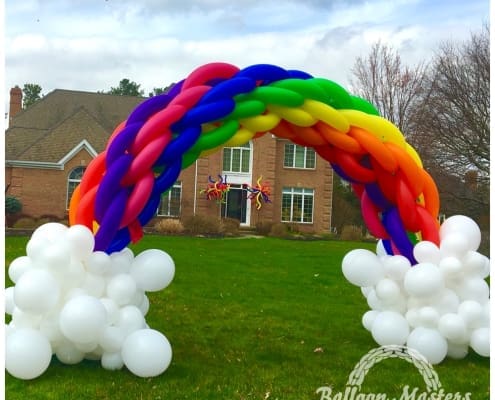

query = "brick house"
[5, 88, 334, 233]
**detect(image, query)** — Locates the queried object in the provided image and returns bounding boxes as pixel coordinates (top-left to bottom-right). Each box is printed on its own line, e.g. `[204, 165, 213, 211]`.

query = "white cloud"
[4, 0, 488, 104]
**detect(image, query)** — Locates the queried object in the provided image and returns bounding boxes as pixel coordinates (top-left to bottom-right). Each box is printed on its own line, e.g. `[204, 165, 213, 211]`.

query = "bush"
[182, 215, 223, 236]
[13, 216, 37, 229]
[269, 223, 289, 238]
[6, 196, 22, 215]
[255, 221, 273, 236]
[221, 218, 240, 236]
[340, 225, 364, 241]
[154, 218, 184, 235]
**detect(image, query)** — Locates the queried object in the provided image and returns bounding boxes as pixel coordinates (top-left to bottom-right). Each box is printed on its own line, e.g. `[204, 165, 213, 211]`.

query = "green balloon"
[311, 78, 354, 109]
[189, 120, 240, 153]
[226, 99, 266, 120]
[238, 86, 305, 107]
[350, 96, 380, 116]
[271, 79, 329, 104]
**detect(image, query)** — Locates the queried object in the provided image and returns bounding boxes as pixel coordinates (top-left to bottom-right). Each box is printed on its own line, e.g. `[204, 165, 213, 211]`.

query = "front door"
[221, 185, 247, 224]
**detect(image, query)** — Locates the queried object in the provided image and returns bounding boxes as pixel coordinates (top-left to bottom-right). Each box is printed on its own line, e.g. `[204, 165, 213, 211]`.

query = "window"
[157, 181, 182, 217]
[223, 143, 251, 173]
[281, 187, 314, 223]
[284, 143, 316, 169]
[67, 166, 86, 209]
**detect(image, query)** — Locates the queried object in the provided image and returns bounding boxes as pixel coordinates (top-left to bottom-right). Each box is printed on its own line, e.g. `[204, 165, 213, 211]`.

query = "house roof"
[6, 89, 144, 163]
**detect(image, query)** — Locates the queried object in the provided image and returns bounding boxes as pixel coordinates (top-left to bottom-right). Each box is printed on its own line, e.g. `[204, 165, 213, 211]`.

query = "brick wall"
[6, 149, 93, 220]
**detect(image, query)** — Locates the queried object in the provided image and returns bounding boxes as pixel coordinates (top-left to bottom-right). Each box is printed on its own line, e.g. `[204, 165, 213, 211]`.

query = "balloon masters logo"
[316, 345, 471, 400]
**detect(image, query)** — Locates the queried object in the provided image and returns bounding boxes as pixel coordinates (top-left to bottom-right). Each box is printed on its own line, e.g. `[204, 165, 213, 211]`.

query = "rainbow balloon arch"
[5, 63, 490, 380]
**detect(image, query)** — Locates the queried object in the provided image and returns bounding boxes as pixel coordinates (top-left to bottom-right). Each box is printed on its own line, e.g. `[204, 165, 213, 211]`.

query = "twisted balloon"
[69, 62, 439, 261]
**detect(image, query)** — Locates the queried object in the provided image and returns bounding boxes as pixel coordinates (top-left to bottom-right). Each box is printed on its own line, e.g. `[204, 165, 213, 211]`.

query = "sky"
[3, 0, 490, 106]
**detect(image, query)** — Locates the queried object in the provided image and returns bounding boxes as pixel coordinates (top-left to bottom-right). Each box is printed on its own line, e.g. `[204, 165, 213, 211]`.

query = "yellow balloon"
[239, 112, 280, 132]
[301, 99, 349, 133]
[267, 104, 317, 127]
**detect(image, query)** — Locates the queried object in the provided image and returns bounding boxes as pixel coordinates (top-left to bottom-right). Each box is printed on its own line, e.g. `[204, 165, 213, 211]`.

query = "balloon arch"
[6, 63, 489, 380]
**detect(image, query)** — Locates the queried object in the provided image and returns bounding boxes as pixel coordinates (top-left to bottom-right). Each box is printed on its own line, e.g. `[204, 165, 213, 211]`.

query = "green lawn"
[5, 235, 490, 400]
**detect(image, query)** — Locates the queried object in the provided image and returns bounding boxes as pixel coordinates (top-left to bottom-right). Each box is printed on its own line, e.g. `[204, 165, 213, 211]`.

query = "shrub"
[269, 223, 289, 238]
[255, 221, 273, 235]
[340, 225, 364, 241]
[154, 218, 184, 235]
[13, 216, 37, 229]
[5, 196, 22, 215]
[183, 215, 223, 236]
[221, 218, 240, 236]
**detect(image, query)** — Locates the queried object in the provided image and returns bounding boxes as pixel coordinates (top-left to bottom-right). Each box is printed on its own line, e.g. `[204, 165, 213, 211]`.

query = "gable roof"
[6, 89, 144, 164]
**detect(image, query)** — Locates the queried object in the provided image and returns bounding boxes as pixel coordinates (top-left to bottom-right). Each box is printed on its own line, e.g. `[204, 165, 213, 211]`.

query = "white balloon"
[59, 295, 107, 344]
[375, 278, 401, 303]
[405, 309, 420, 328]
[447, 342, 469, 359]
[470, 328, 490, 357]
[342, 249, 384, 287]
[462, 251, 490, 278]
[382, 255, 411, 281]
[130, 249, 175, 292]
[407, 327, 448, 364]
[439, 215, 481, 252]
[14, 269, 60, 314]
[371, 311, 409, 346]
[438, 313, 468, 343]
[438, 256, 462, 278]
[458, 300, 484, 329]
[38, 243, 71, 273]
[418, 307, 439, 329]
[8, 256, 33, 283]
[6, 328, 52, 380]
[376, 240, 388, 257]
[122, 329, 172, 377]
[106, 274, 137, 306]
[101, 352, 124, 370]
[63, 260, 86, 289]
[11, 307, 42, 329]
[5, 287, 15, 315]
[440, 233, 470, 258]
[404, 263, 444, 297]
[39, 314, 64, 344]
[81, 273, 106, 298]
[99, 326, 126, 353]
[361, 286, 373, 298]
[65, 225, 95, 261]
[55, 341, 85, 364]
[26, 237, 51, 261]
[100, 297, 120, 325]
[138, 295, 150, 316]
[31, 222, 69, 243]
[117, 305, 146, 335]
[366, 290, 384, 311]
[431, 289, 460, 315]
[74, 340, 99, 353]
[455, 278, 489, 303]
[362, 310, 379, 331]
[85, 251, 112, 275]
[110, 252, 132, 274]
[413, 241, 441, 264]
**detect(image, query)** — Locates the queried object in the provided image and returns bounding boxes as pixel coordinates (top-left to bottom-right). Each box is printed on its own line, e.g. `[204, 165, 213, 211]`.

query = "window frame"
[222, 142, 252, 174]
[157, 181, 182, 217]
[66, 166, 86, 209]
[281, 187, 314, 224]
[283, 143, 316, 169]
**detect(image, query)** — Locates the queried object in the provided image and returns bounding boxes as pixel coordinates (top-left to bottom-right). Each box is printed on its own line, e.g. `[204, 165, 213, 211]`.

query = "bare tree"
[411, 24, 489, 187]
[350, 42, 428, 137]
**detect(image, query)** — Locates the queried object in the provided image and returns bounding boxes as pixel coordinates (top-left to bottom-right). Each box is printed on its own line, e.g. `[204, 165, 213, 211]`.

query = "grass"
[5, 235, 490, 400]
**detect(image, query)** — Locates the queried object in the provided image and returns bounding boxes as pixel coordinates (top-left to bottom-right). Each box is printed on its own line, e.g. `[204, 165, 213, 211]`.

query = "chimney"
[9, 86, 23, 123]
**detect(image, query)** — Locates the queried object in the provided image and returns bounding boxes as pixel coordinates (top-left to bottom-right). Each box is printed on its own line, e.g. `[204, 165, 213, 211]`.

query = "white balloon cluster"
[5, 223, 175, 380]
[342, 215, 490, 364]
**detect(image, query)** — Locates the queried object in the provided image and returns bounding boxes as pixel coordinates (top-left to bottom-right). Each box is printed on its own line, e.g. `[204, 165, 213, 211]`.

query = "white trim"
[5, 160, 63, 170]
[58, 140, 98, 164]
[7, 140, 98, 170]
